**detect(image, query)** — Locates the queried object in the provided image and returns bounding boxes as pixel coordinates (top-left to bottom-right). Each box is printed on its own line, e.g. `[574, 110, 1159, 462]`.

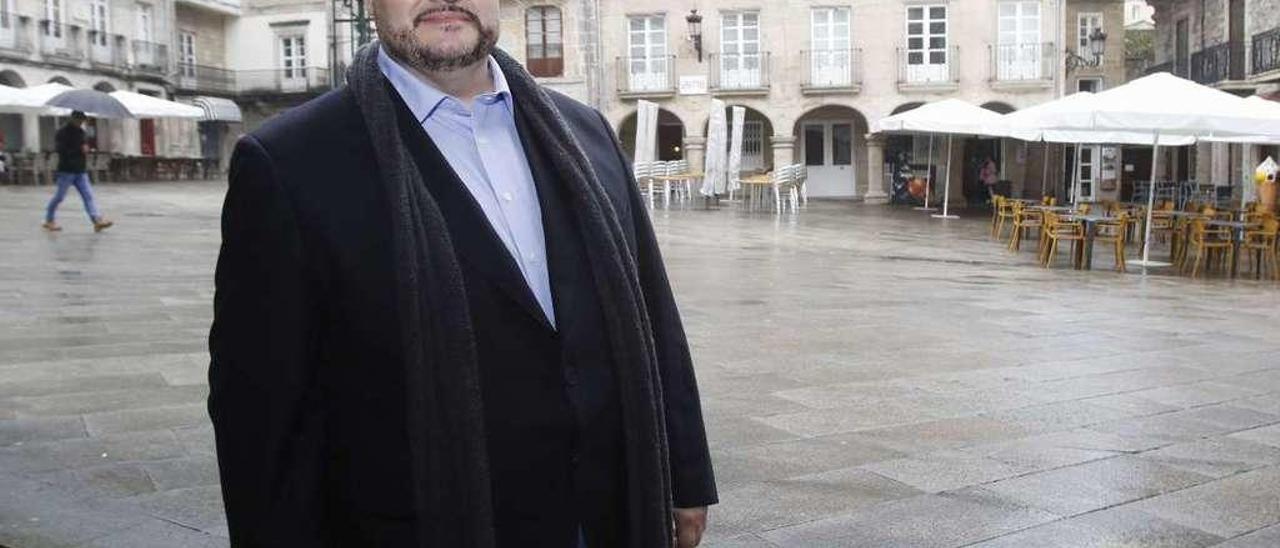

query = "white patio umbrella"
[701, 99, 728, 197]
[0, 84, 68, 115]
[874, 99, 1006, 219]
[1026, 72, 1280, 268]
[110, 90, 204, 119]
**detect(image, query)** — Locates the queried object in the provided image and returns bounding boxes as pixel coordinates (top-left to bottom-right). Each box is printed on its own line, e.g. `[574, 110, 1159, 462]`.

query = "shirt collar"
[376, 46, 513, 124]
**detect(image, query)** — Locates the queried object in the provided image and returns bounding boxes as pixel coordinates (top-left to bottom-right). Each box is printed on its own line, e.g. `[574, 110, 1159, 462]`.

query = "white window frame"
[43, 0, 63, 38]
[720, 10, 761, 89]
[90, 0, 109, 47]
[1078, 146, 1098, 201]
[1078, 12, 1103, 62]
[905, 4, 948, 83]
[626, 14, 668, 92]
[810, 7, 851, 87]
[278, 31, 309, 89]
[178, 31, 196, 76]
[996, 1, 1042, 80]
[136, 3, 153, 42]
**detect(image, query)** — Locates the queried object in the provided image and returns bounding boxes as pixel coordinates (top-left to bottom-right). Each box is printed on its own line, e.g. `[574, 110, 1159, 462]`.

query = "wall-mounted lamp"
[1065, 27, 1107, 73]
[686, 9, 704, 63]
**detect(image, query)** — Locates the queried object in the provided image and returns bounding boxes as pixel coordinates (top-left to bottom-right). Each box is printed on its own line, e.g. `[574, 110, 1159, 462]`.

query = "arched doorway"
[618, 108, 685, 161]
[701, 106, 774, 172]
[793, 105, 869, 198]
[0, 71, 25, 152]
[885, 102, 931, 204]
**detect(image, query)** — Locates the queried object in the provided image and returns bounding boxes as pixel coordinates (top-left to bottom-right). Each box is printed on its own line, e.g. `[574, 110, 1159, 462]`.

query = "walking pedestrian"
[43, 111, 112, 232]
[208, 0, 716, 546]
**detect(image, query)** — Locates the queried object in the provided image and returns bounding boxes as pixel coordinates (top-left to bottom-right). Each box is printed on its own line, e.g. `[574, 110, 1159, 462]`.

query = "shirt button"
[502, 192, 513, 202]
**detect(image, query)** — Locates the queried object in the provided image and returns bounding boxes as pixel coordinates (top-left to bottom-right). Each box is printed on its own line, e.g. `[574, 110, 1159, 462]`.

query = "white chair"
[771, 165, 797, 213]
[791, 164, 808, 206]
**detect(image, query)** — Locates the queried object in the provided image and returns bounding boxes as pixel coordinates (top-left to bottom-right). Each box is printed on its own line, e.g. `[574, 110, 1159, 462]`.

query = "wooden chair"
[990, 195, 1005, 236]
[992, 196, 1017, 240]
[1182, 219, 1235, 278]
[1041, 211, 1085, 268]
[1007, 202, 1043, 252]
[1094, 212, 1131, 272]
[1242, 218, 1279, 280]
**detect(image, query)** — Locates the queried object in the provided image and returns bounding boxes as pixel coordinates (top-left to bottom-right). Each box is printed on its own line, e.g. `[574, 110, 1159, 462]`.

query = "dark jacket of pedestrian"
[208, 43, 717, 548]
[55, 122, 87, 173]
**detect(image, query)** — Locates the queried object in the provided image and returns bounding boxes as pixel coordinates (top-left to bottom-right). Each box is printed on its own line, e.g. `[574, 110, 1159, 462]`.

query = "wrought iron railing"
[237, 67, 332, 95]
[1253, 27, 1280, 75]
[132, 40, 169, 75]
[989, 42, 1054, 82]
[38, 20, 82, 63]
[709, 51, 770, 91]
[801, 48, 862, 90]
[0, 14, 34, 56]
[898, 45, 959, 86]
[615, 55, 676, 95]
[175, 64, 237, 95]
[1190, 42, 1233, 84]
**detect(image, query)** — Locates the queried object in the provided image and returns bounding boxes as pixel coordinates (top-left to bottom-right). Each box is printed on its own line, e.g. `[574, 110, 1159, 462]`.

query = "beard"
[377, 5, 499, 72]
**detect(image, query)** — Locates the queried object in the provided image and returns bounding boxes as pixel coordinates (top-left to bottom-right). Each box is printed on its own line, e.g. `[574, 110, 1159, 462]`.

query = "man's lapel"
[389, 85, 554, 331]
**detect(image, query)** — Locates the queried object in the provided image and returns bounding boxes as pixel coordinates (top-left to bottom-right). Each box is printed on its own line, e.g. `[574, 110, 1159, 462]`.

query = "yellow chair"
[1242, 218, 1280, 280]
[1007, 202, 1043, 252]
[1183, 219, 1235, 278]
[992, 196, 1017, 240]
[1094, 213, 1131, 272]
[1041, 211, 1085, 268]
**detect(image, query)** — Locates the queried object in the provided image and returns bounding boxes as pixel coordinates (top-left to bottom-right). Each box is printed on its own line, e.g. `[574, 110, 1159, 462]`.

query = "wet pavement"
[1, 181, 1278, 547]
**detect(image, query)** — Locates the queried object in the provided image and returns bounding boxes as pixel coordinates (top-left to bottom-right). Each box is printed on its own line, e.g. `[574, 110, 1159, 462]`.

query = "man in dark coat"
[207, 0, 716, 546]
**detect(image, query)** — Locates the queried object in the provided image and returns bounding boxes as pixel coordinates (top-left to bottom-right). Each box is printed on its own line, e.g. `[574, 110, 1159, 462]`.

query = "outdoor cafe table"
[1058, 213, 1122, 271]
[738, 173, 773, 210]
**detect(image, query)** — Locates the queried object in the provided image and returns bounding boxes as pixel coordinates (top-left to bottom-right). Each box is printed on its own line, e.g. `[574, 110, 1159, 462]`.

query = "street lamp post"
[686, 9, 703, 63]
[1065, 27, 1107, 73]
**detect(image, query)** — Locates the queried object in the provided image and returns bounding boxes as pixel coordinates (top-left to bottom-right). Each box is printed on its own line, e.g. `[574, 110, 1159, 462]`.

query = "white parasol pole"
[1131, 131, 1171, 269]
[1040, 142, 1049, 198]
[932, 135, 959, 219]
[916, 134, 937, 211]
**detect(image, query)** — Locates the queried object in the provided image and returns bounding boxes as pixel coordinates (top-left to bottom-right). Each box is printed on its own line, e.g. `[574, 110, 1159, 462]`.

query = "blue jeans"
[46, 171, 101, 223]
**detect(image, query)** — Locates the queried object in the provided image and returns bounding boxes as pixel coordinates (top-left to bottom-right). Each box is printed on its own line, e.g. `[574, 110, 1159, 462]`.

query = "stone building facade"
[502, 0, 1127, 204]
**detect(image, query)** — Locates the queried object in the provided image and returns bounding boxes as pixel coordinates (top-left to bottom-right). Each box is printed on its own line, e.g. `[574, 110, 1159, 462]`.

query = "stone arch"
[47, 76, 73, 86]
[700, 105, 775, 171]
[617, 107, 686, 162]
[890, 101, 926, 115]
[981, 101, 1016, 114]
[792, 104, 871, 198]
[92, 81, 117, 92]
[0, 70, 25, 87]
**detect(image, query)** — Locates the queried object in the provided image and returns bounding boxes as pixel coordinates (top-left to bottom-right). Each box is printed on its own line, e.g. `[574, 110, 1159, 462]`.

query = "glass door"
[997, 1, 1041, 80]
[810, 7, 851, 86]
[627, 15, 667, 91]
[280, 34, 308, 91]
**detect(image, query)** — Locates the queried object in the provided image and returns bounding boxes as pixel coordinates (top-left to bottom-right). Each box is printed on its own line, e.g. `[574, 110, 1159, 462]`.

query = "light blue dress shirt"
[378, 49, 555, 327]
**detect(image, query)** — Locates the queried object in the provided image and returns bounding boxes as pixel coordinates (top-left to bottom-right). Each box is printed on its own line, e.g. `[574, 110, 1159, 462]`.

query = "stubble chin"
[382, 24, 497, 72]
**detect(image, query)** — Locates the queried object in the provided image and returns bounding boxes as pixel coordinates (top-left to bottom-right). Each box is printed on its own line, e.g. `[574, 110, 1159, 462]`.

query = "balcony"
[709, 51, 770, 95]
[801, 49, 862, 94]
[1253, 27, 1280, 78]
[988, 42, 1054, 90]
[87, 33, 127, 71]
[898, 46, 959, 92]
[132, 40, 169, 77]
[237, 67, 331, 95]
[1190, 41, 1241, 84]
[38, 21, 83, 66]
[175, 64, 237, 95]
[0, 14, 34, 58]
[616, 55, 676, 98]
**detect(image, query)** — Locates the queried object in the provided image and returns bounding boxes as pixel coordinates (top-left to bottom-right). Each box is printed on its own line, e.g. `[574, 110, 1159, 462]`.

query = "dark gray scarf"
[346, 42, 673, 547]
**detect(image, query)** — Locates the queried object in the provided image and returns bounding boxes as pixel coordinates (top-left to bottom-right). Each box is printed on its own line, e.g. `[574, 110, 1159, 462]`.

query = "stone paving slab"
[3, 182, 1280, 546]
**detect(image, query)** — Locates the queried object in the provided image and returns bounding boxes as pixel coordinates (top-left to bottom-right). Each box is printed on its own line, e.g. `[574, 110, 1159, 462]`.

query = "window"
[626, 15, 667, 91]
[90, 0, 109, 46]
[0, 0, 12, 30]
[1078, 12, 1103, 61]
[996, 1, 1041, 80]
[526, 6, 563, 77]
[1078, 146, 1096, 200]
[810, 7, 851, 86]
[137, 3, 153, 42]
[905, 5, 948, 82]
[43, 0, 63, 38]
[178, 31, 196, 76]
[280, 34, 307, 78]
[720, 11, 761, 88]
[1077, 77, 1102, 92]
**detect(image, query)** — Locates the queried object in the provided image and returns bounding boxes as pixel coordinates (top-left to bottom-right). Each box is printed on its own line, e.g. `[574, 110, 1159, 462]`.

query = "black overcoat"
[208, 73, 716, 547]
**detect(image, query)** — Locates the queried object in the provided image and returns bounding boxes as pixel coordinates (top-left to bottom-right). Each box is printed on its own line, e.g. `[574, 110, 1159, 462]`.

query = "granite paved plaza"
[2, 181, 1279, 547]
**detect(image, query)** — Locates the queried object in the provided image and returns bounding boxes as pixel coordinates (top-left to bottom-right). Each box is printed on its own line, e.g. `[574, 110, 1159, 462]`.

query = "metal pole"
[1041, 142, 1050, 198]
[1131, 132, 1171, 269]
[932, 135, 959, 219]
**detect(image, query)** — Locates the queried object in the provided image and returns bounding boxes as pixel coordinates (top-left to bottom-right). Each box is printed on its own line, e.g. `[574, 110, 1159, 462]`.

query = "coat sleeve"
[208, 135, 326, 546]
[591, 110, 719, 509]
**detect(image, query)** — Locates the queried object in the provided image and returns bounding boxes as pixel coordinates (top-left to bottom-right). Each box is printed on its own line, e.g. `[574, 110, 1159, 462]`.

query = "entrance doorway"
[801, 120, 854, 197]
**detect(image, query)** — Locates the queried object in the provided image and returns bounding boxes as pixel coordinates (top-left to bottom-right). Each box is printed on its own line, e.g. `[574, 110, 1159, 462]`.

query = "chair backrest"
[1076, 203, 1091, 215]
